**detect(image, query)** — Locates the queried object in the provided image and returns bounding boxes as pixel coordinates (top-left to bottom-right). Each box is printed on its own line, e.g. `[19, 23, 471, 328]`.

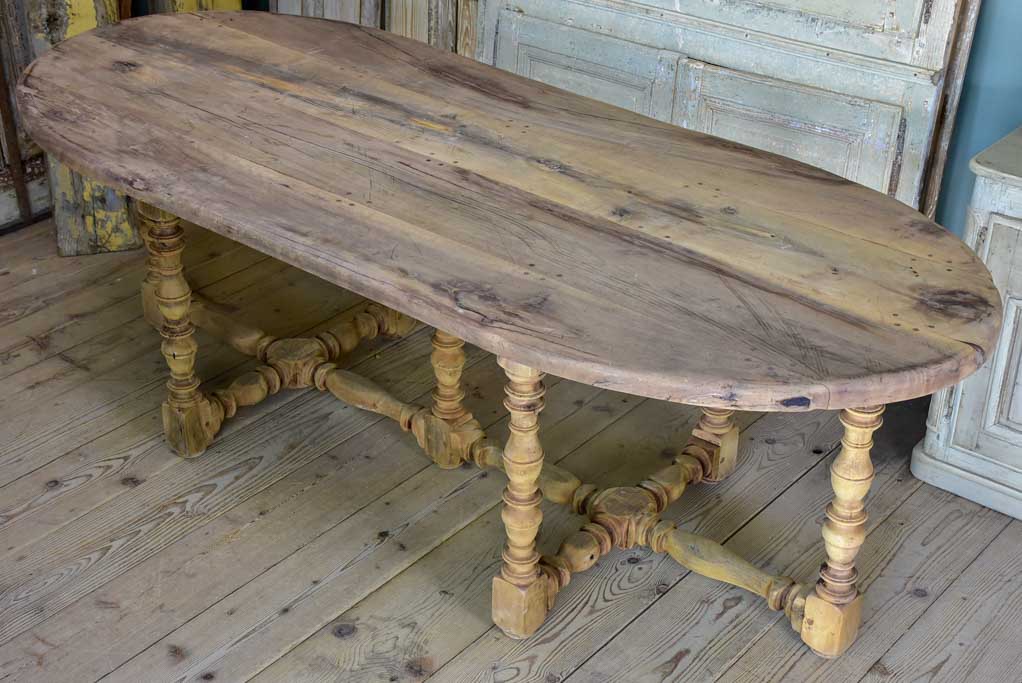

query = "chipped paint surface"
[16, 0, 136, 253]
[55, 0, 138, 254]
[65, 0, 99, 38]
[65, 0, 117, 38]
[51, 154, 139, 256]
[60, 0, 237, 254]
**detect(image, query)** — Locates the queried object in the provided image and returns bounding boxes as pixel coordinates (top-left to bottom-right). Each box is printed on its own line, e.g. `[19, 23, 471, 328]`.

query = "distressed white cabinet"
[474, 0, 973, 209]
[913, 128, 1022, 518]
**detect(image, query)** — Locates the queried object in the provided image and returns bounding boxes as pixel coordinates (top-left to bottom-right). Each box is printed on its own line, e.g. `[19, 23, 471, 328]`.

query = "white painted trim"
[912, 441, 1022, 519]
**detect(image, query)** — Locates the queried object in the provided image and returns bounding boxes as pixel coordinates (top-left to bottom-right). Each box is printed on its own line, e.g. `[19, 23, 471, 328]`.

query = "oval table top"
[17, 11, 1001, 411]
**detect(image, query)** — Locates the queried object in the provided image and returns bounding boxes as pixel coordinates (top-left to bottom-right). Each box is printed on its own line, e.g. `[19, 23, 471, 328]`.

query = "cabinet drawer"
[493, 11, 680, 121]
[675, 60, 905, 194]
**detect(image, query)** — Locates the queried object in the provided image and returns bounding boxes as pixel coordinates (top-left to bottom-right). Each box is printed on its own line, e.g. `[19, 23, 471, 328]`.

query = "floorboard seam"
[851, 508, 1014, 683]
[0, 245, 269, 382]
[425, 412, 784, 682]
[264, 391, 655, 683]
[0, 298, 388, 487]
[96, 351, 502, 680]
[551, 412, 823, 683]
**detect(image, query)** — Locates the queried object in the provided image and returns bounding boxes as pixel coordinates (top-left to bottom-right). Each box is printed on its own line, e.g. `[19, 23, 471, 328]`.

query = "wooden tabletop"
[17, 11, 1001, 411]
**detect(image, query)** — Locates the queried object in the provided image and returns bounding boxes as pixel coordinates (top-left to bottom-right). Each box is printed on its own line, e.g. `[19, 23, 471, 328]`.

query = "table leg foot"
[801, 592, 864, 658]
[162, 397, 223, 459]
[493, 358, 549, 638]
[492, 573, 550, 640]
[136, 199, 419, 457]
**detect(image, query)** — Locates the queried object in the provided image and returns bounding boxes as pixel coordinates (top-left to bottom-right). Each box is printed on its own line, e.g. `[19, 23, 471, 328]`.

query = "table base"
[139, 202, 885, 659]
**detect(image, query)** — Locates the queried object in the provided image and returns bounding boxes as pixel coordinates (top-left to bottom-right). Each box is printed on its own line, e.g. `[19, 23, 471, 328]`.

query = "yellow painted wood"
[60, 0, 238, 256]
[64, 0, 100, 38]
[50, 158, 139, 254]
[46, 0, 138, 255]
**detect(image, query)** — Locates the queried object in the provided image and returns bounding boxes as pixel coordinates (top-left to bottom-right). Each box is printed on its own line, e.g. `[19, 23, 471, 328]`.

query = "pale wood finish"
[457, 0, 479, 56]
[427, 329, 490, 469]
[387, 0, 457, 51]
[803, 405, 884, 657]
[16, 12, 1000, 412]
[492, 358, 549, 638]
[138, 201, 222, 457]
[818, 407, 885, 605]
[863, 520, 1022, 681]
[431, 329, 469, 424]
[1, 227, 1018, 681]
[662, 528, 803, 618]
[564, 410, 1007, 683]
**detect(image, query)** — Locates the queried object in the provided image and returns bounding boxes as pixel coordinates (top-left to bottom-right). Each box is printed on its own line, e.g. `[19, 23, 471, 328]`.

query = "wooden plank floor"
[0, 219, 1018, 683]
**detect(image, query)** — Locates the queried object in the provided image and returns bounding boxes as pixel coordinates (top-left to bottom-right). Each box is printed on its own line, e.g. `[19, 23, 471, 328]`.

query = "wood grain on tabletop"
[16, 11, 1001, 411]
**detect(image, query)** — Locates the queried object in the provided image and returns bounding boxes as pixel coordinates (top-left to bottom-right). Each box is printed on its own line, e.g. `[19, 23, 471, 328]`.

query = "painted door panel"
[493, 11, 907, 196]
[675, 60, 904, 194]
[629, 0, 924, 33]
[566, 0, 958, 69]
[494, 11, 680, 121]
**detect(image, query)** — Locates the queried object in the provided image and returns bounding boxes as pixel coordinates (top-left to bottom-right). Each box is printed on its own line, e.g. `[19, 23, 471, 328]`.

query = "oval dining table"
[16, 11, 1001, 659]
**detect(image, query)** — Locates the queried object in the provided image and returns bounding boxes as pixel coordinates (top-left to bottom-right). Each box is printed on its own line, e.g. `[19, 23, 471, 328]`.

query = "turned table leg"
[138, 202, 222, 458]
[492, 358, 549, 638]
[801, 404, 884, 657]
[431, 329, 469, 425]
[403, 329, 487, 469]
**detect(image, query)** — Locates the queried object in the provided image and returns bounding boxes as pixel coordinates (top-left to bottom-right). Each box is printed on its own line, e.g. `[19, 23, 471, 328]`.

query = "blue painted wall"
[937, 0, 1022, 236]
